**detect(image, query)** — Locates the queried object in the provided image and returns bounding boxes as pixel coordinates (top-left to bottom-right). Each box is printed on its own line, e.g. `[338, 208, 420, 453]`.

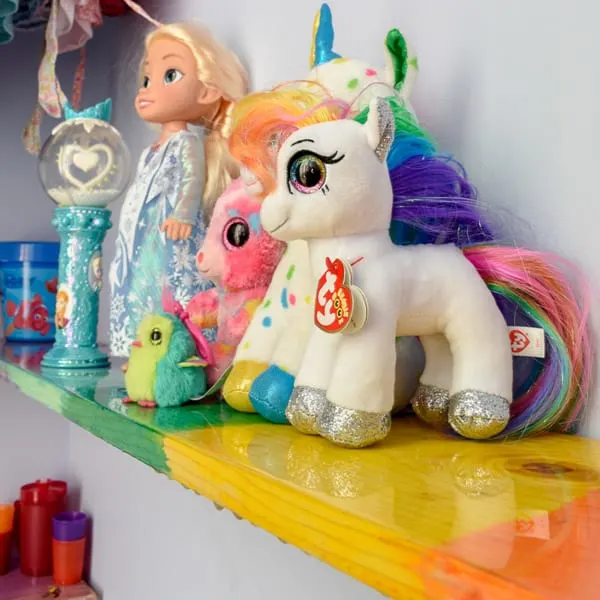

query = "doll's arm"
[171, 134, 205, 225]
[188, 288, 219, 329]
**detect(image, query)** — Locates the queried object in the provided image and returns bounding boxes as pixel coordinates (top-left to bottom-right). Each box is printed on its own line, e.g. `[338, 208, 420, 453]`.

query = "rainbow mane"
[464, 246, 592, 436]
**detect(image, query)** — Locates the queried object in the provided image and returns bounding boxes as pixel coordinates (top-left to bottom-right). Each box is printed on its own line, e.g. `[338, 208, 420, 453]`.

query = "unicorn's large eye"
[288, 153, 326, 193]
[224, 219, 250, 249]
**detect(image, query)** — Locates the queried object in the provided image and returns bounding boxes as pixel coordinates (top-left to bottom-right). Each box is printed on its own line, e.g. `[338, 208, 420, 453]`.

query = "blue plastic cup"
[0, 242, 60, 342]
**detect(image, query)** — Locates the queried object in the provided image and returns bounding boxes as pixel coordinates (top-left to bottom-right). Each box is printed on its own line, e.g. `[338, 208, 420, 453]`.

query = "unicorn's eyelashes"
[286, 150, 345, 195]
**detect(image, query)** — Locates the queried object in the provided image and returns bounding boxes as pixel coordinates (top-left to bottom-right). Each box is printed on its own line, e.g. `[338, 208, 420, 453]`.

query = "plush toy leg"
[223, 291, 288, 413]
[318, 328, 396, 448]
[286, 327, 341, 433]
[392, 337, 424, 414]
[446, 309, 513, 439]
[411, 334, 453, 428]
[251, 302, 314, 423]
[247, 242, 314, 423]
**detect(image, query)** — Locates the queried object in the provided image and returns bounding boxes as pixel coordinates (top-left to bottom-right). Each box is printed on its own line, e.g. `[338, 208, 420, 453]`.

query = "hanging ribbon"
[22, 0, 98, 154]
[121, 0, 161, 27]
[22, 0, 66, 154]
[71, 46, 86, 110]
[38, 0, 67, 118]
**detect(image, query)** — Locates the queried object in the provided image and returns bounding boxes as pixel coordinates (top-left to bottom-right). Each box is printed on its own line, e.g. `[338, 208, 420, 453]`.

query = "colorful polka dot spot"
[262, 316, 272, 328]
[286, 264, 295, 280]
[365, 68, 377, 77]
[281, 288, 289, 309]
[243, 341, 251, 350]
[289, 293, 296, 306]
[263, 299, 272, 309]
[347, 78, 359, 90]
[304, 295, 312, 305]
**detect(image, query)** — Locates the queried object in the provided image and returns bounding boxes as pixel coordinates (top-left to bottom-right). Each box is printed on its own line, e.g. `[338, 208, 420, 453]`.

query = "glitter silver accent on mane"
[374, 98, 394, 162]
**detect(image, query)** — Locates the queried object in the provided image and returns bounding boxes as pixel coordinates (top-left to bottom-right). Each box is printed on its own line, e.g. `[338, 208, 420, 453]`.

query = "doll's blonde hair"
[144, 22, 248, 212]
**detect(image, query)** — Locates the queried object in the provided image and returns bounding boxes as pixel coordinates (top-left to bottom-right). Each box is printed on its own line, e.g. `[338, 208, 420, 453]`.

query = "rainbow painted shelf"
[2, 344, 600, 600]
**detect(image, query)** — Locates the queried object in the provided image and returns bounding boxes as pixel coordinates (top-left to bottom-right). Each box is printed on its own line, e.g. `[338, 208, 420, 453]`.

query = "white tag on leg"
[508, 326, 545, 358]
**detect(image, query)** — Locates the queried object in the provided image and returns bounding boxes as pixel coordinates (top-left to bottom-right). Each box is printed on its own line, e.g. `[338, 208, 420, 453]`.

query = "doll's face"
[137, 38, 221, 124]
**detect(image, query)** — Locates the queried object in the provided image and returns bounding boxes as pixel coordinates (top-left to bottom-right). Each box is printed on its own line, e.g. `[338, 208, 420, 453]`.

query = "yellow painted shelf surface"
[2, 344, 600, 600]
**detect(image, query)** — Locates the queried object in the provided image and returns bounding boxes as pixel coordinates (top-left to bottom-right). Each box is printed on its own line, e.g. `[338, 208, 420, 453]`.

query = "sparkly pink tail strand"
[464, 245, 593, 437]
[161, 290, 215, 366]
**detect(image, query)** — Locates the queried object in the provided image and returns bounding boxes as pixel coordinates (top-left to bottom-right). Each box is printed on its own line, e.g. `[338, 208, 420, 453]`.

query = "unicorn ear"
[383, 29, 409, 90]
[384, 29, 419, 100]
[310, 3, 342, 68]
[240, 168, 264, 196]
[363, 97, 394, 162]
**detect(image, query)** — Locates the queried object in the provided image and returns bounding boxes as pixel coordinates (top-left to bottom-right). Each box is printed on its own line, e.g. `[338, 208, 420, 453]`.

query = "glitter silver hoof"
[448, 390, 510, 440]
[285, 386, 328, 434]
[411, 384, 450, 428]
[317, 400, 391, 448]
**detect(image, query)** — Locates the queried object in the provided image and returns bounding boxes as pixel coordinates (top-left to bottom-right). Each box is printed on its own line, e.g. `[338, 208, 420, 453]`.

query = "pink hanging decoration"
[71, 47, 86, 110]
[22, 0, 101, 155]
[121, 0, 161, 26]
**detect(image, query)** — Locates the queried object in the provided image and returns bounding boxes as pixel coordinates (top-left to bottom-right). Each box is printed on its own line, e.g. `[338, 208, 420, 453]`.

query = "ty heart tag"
[314, 258, 369, 335]
[508, 326, 545, 358]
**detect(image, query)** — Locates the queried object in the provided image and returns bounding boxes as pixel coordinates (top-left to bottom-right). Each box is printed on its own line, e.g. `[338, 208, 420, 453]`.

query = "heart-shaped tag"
[509, 329, 530, 354]
[314, 257, 369, 335]
[72, 149, 100, 173]
[60, 143, 115, 192]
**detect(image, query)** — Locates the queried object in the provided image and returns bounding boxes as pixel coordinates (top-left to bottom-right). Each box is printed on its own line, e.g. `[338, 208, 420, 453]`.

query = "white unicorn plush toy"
[225, 92, 425, 424]
[227, 91, 590, 448]
[303, 3, 418, 115]
[260, 97, 512, 447]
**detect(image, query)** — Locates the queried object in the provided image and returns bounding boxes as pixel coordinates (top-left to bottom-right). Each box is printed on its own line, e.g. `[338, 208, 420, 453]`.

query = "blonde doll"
[109, 22, 248, 357]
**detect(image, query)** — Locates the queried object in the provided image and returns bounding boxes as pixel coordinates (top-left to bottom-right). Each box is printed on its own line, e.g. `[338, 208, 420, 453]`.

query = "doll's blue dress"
[109, 129, 216, 357]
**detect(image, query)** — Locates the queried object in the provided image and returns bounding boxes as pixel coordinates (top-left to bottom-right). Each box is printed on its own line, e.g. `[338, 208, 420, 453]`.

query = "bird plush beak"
[131, 340, 142, 348]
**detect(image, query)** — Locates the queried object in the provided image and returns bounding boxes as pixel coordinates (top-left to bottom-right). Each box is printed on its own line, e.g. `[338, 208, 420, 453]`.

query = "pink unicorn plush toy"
[187, 178, 286, 384]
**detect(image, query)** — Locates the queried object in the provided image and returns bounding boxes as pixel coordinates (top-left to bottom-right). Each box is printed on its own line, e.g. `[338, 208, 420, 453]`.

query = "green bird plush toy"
[123, 292, 214, 408]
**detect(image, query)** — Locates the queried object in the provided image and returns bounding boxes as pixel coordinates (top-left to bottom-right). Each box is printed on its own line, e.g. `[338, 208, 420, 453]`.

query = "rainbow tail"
[463, 245, 593, 438]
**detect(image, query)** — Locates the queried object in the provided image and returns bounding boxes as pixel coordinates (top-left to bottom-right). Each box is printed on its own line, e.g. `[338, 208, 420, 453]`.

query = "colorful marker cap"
[21, 480, 67, 505]
[52, 512, 87, 542]
[0, 505, 14, 534]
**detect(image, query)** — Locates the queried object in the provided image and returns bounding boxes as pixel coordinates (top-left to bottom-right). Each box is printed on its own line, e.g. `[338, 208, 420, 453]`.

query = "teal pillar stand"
[42, 206, 111, 370]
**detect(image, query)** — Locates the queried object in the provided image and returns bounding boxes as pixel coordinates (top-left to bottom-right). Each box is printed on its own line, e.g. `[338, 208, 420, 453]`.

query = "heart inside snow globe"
[38, 99, 130, 207]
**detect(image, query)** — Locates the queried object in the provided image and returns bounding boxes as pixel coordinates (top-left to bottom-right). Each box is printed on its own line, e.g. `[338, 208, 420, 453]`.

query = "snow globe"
[39, 98, 130, 369]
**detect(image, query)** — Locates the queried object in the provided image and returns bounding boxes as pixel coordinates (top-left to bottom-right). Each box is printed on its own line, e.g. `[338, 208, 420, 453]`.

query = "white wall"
[0, 385, 69, 504]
